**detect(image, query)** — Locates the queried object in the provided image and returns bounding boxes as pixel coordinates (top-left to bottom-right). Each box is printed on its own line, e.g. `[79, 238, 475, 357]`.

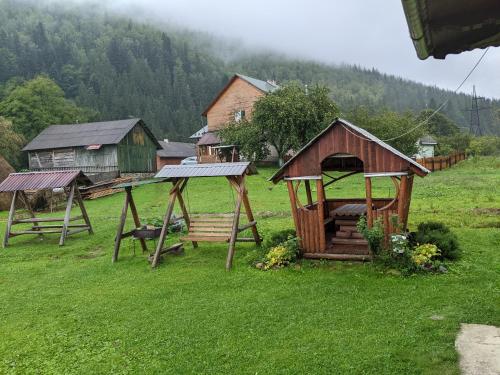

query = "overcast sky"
[98, 0, 499, 99]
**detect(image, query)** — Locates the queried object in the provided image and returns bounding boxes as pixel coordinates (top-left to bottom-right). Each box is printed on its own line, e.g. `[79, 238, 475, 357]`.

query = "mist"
[43, 0, 500, 99]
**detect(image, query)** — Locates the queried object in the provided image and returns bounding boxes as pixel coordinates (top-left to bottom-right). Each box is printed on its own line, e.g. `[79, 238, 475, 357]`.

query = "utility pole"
[466, 85, 489, 136]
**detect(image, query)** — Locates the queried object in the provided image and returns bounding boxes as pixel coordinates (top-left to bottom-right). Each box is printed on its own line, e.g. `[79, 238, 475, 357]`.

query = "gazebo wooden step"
[335, 219, 358, 226]
[331, 237, 368, 245]
[303, 253, 372, 261]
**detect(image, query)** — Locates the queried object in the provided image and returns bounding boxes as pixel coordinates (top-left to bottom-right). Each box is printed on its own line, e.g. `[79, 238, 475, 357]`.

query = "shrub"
[264, 228, 297, 249]
[258, 234, 300, 270]
[357, 215, 384, 255]
[414, 221, 461, 260]
[412, 243, 440, 266]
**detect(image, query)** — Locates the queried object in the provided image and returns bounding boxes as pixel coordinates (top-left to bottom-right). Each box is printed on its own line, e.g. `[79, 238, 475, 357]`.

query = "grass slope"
[0, 158, 499, 374]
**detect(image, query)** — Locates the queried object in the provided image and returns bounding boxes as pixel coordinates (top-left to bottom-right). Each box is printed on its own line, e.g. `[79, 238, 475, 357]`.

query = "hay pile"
[0, 155, 15, 211]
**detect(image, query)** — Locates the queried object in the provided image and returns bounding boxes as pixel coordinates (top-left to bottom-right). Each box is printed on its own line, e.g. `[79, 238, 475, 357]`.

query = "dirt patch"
[472, 221, 500, 229]
[77, 246, 105, 259]
[472, 208, 500, 215]
[256, 211, 291, 219]
[455, 323, 500, 375]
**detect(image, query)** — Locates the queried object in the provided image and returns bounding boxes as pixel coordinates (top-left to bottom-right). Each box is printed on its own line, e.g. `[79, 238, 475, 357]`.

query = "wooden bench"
[181, 214, 257, 243]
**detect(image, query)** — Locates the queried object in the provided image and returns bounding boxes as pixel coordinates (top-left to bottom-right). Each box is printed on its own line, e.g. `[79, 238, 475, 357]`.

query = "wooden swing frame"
[151, 173, 261, 270]
[1, 172, 93, 248]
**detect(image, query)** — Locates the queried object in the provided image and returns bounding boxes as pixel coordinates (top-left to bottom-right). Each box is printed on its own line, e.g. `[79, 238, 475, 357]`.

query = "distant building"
[191, 74, 280, 163]
[156, 140, 196, 169]
[415, 135, 438, 158]
[23, 119, 160, 182]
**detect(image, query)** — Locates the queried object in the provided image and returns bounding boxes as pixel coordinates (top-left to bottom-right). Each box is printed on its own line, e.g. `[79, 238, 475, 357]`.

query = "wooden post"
[403, 175, 414, 228]
[127, 188, 147, 253]
[112, 189, 130, 262]
[19, 190, 41, 235]
[365, 177, 373, 228]
[176, 179, 197, 248]
[286, 180, 301, 247]
[59, 183, 75, 246]
[151, 179, 183, 268]
[304, 180, 313, 206]
[397, 175, 408, 231]
[3, 191, 18, 248]
[316, 178, 326, 252]
[226, 178, 243, 270]
[240, 178, 261, 246]
[74, 186, 93, 234]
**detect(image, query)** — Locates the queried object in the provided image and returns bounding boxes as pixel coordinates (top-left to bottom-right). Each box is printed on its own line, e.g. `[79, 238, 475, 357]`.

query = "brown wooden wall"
[284, 124, 415, 177]
[156, 156, 183, 170]
[206, 77, 264, 132]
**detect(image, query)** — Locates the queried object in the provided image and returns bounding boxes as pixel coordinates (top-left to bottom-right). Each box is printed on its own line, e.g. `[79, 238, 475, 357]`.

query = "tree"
[417, 109, 459, 137]
[0, 75, 94, 141]
[221, 83, 338, 165]
[0, 116, 24, 167]
[346, 106, 424, 155]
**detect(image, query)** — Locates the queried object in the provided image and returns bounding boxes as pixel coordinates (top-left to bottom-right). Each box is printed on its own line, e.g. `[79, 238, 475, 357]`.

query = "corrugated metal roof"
[236, 74, 279, 93]
[418, 135, 438, 145]
[269, 118, 430, 182]
[189, 125, 208, 139]
[155, 162, 252, 178]
[197, 132, 221, 146]
[22, 118, 161, 151]
[0, 170, 90, 192]
[157, 141, 196, 158]
[402, 0, 500, 59]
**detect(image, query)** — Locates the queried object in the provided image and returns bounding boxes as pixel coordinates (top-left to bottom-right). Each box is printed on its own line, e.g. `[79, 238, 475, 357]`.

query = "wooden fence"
[416, 152, 466, 172]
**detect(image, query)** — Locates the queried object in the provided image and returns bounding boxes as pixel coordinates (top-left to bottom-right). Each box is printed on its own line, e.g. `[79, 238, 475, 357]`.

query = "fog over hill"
[1, 0, 499, 138]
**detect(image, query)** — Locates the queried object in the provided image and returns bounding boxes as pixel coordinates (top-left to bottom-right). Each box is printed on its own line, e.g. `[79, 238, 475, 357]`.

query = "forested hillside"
[0, 0, 499, 141]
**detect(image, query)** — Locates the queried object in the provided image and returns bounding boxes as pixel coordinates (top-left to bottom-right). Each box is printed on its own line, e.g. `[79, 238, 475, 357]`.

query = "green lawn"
[0, 158, 498, 374]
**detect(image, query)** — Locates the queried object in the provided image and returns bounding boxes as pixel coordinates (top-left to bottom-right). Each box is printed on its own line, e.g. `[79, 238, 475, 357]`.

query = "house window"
[234, 110, 245, 123]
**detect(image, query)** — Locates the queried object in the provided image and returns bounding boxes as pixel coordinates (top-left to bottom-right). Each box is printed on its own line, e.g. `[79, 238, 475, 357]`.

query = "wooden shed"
[22, 119, 161, 183]
[270, 118, 430, 260]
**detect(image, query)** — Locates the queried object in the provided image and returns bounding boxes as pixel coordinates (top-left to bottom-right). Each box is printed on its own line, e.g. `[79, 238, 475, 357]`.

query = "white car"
[180, 156, 198, 165]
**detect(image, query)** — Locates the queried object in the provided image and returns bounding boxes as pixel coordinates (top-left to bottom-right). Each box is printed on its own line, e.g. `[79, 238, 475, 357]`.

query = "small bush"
[412, 243, 440, 266]
[264, 228, 297, 249]
[258, 234, 300, 270]
[357, 216, 384, 255]
[414, 221, 461, 260]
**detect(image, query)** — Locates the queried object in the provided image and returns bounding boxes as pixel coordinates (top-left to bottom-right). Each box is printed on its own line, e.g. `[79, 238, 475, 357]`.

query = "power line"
[341, 47, 490, 143]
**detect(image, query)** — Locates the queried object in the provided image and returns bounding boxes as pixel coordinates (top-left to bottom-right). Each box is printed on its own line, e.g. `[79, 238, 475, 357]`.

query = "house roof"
[201, 74, 279, 116]
[189, 125, 208, 139]
[157, 141, 196, 158]
[0, 170, 91, 192]
[402, 0, 500, 59]
[270, 118, 430, 183]
[155, 162, 255, 179]
[419, 135, 438, 145]
[196, 132, 221, 146]
[22, 119, 161, 151]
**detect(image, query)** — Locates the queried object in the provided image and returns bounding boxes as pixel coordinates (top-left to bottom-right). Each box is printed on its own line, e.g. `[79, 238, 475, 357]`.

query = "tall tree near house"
[0, 75, 94, 141]
[220, 83, 338, 165]
[0, 116, 24, 168]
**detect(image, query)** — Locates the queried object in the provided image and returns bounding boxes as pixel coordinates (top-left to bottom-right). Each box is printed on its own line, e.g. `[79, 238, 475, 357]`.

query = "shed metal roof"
[22, 118, 161, 151]
[155, 162, 254, 179]
[402, 0, 500, 59]
[197, 132, 221, 146]
[0, 170, 90, 192]
[270, 118, 430, 182]
[418, 135, 438, 145]
[189, 125, 208, 139]
[157, 141, 196, 158]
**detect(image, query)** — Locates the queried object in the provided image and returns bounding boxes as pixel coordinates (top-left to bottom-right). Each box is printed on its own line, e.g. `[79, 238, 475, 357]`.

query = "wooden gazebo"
[270, 118, 430, 260]
[0, 170, 93, 247]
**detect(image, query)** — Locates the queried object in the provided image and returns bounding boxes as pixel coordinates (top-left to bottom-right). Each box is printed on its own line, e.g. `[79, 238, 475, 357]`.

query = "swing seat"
[181, 214, 235, 242]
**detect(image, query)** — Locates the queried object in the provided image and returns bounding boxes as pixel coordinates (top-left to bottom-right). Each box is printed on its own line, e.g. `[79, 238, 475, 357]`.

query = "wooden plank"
[241, 188, 261, 246]
[11, 230, 63, 235]
[237, 221, 257, 232]
[74, 187, 93, 235]
[3, 190, 17, 248]
[128, 188, 147, 253]
[112, 189, 130, 263]
[397, 175, 408, 230]
[181, 235, 230, 242]
[304, 180, 313, 206]
[303, 253, 372, 261]
[152, 178, 183, 268]
[187, 231, 232, 237]
[316, 178, 326, 252]
[365, 177, 373, 228]
[176, 178, 197, 248]
[59, 183, 75, 246]
[31, 224, 89, 229]
[67, 227, 91, 236]
[189, 222, 234, 228]
[190, 218, 234, 223]
[287, 181, 301, 249]
[226, 176, 243, 270]
[189, 226, 233, 233]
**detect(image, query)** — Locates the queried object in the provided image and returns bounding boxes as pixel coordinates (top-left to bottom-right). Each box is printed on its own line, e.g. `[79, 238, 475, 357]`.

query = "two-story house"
[191, 74, 279, 163]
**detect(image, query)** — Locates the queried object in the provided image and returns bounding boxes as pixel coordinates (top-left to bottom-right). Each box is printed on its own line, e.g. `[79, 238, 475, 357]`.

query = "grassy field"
[0, 157, 498, 374]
